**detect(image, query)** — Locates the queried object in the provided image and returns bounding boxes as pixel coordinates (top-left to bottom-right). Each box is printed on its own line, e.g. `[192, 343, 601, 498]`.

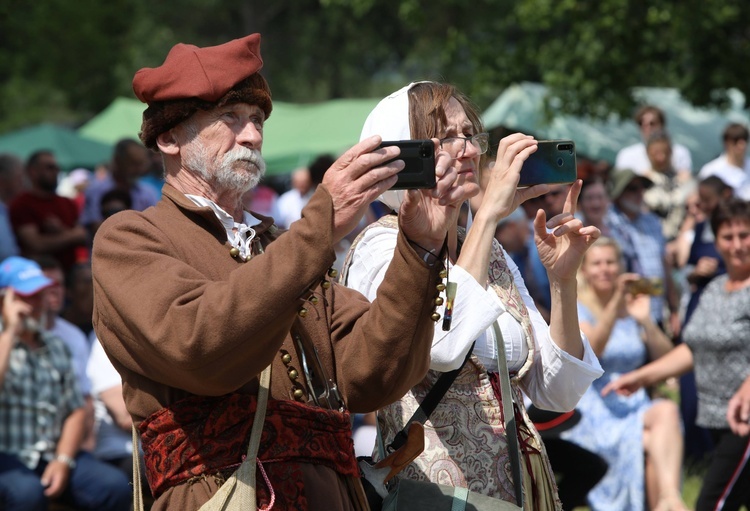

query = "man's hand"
[728, 376, 750, 436]
[40, 459, 72, 498]
[398, 143, 464, 252]
[322, 136, 403, 242]
[2, 289, 31, 341]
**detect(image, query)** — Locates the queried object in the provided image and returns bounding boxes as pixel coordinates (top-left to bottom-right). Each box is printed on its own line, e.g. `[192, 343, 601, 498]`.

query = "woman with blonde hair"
[562, 236, 687, 511]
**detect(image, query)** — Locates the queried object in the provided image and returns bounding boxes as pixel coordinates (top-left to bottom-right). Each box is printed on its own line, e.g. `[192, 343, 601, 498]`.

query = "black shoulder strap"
[388, 344, 474, 451]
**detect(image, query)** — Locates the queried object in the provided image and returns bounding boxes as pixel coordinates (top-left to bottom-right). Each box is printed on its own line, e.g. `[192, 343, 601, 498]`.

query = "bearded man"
[92, 34, 466, 510]
[9, 151, 88, 273]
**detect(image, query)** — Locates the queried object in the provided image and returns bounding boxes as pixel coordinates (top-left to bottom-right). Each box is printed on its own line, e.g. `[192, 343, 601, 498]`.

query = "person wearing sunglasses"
[343, 81, 603, 509]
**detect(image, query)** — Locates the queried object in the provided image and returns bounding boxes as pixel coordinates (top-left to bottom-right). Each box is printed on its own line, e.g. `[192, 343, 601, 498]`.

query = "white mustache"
[222, 147, 266, 174]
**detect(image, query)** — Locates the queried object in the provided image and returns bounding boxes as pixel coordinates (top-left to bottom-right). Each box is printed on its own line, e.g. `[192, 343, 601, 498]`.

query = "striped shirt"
[0, 330, 84, 469]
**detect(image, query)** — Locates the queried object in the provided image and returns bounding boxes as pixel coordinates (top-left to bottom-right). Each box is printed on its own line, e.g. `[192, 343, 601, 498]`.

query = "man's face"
[42, 267, 65, 315]
[727, 138, 748, 161]
[615, 178, 647, 216]
[14, 290, 47, 333]
[176, 103, 267, 194]
[29, 154, 60, 193]
[116, 144, 150, 184]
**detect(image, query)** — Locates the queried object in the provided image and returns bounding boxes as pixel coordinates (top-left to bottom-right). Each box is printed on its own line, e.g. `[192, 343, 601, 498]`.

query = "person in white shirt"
[343, 81, 603, 508]
[86, 337, 151, 500]
[615, 105, 692, 176]
[698, 122, 750, 197]
[272, 167, 313, 228]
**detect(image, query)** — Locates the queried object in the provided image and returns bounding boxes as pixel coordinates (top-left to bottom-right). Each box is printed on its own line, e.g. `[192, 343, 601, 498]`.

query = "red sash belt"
[139, 393, 358, 501]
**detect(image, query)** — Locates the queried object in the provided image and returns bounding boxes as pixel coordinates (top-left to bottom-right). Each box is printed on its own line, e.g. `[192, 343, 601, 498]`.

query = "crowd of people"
[1, 32, 749, 511]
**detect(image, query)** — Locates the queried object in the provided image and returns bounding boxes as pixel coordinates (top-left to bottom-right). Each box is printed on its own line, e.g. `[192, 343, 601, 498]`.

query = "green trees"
[1, 0, 749, 134]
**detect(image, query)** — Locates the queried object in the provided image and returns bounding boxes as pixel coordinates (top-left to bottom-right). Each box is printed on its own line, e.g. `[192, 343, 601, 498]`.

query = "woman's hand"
[621, 273, 652, 324]
[727, 376, 750, 436]
[601, 369, 646, 397]
[400, 141, 470, 251]
[475, 133, 549, 224]
[534, 180, 601, 281]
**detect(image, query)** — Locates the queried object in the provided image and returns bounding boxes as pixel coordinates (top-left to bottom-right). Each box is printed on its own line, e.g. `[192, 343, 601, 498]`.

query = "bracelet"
[54, 453, 77, 470]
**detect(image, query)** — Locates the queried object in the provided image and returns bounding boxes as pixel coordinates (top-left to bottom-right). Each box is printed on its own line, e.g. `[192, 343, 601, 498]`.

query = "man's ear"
[156, 130, 180, 156]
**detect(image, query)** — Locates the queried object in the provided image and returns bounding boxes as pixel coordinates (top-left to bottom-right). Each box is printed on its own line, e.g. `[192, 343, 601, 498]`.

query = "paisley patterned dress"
[344, 216, 562, 511]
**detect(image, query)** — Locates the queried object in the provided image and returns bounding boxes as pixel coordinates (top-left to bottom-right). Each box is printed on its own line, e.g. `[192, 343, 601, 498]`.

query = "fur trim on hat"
[139, 74, 272, 150]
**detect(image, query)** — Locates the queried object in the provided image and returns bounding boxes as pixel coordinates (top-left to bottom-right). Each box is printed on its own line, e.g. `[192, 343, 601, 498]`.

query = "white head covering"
[360, 81, 431, 212]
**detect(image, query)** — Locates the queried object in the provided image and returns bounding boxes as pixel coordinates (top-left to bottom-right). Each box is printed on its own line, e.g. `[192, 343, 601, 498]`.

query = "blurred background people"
[698, 123, 750, 198]
[642, 131, 695, 241]
[0, 256, 130, 511]
[80, 138, 155, 237]
[604, 198, 750, 511]
[577, 177, 612, 237]
[8, 150, 88, 273]
[562, 237, 686, 511]
[86, 336, 153, 505]
[57, 167, 92, 215]
[272, 166, 313, 229]
[615, 105, 692, 176]
[0, 153, 25, 262]
[605, 169, 680, 334]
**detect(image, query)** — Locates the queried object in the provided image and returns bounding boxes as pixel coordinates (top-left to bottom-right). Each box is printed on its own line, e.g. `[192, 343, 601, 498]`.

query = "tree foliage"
[1, 0, 749, 134]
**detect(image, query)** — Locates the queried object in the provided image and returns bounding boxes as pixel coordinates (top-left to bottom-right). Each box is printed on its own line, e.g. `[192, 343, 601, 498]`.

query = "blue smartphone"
[518, 140, 577, 187]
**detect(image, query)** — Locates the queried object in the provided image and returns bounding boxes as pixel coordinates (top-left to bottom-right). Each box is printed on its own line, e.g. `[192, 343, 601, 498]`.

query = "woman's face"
[715, 219, 750, 274]
[580, 245, 621, 293]
[646, 140, 672, 172]
[441, 97, 481, 201]
[579, 182, 609, 223]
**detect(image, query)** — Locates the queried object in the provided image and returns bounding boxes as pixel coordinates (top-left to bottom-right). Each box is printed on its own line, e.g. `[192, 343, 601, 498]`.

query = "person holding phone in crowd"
[605, 198, 750, 511]
[561, 237, 687, 511]
[342, 81, 603, 509]
[92, 35, 469, 511]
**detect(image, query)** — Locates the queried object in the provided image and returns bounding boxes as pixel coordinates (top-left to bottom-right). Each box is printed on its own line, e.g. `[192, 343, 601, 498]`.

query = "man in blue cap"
[0, 256, 131, 511]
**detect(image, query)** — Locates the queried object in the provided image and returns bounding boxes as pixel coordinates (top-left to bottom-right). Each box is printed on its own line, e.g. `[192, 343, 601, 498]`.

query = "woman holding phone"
[342, 81, 603, 509]
[562, 236, 686, 511]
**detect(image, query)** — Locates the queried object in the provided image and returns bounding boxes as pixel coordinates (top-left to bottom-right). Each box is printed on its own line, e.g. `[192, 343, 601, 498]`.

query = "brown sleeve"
[328, 226, 442, 413]
[93, 187, 338, 396]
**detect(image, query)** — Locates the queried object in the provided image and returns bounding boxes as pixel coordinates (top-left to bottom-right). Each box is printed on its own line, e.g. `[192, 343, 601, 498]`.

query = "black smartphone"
[378, 139, 436, 189]
[518, 140, 577, 187]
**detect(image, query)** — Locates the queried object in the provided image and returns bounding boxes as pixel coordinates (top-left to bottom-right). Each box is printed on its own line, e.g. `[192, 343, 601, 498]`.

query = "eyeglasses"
[439, 132, 489, 157]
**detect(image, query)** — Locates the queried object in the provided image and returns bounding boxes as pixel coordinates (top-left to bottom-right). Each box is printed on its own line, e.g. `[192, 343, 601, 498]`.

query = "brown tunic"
[92, 183, 443, 510]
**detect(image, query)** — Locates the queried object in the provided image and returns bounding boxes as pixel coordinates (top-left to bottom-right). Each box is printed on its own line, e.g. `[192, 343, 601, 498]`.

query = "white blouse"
[345, 224, 603, 412]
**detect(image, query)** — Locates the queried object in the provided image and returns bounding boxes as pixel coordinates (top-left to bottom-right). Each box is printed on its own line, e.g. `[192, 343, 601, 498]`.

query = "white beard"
[182, 140, 267, 194]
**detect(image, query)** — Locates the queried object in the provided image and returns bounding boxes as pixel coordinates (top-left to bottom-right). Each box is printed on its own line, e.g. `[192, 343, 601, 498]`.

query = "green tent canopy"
[482, 82, 750, 171]
[0, 124, 112, 171]
[78, 97, 382, 176]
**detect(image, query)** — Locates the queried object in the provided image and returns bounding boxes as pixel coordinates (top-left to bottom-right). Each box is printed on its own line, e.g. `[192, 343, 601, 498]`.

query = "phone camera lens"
[557, 157, 564, 167]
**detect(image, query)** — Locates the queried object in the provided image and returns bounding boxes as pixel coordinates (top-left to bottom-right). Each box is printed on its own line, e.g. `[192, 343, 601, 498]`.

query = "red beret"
[133, 34, 273, 149]
[133, 33, 264, 103]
